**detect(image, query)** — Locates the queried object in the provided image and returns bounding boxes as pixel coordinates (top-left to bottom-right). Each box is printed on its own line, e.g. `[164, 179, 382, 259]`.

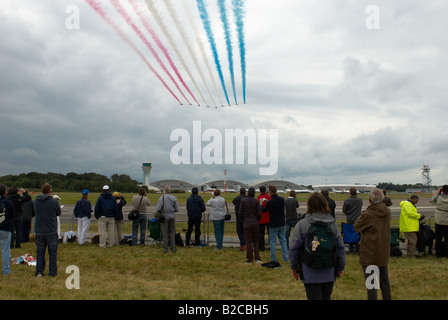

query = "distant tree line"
[0, 172, 142, 193]
[377, 182, 432, 192]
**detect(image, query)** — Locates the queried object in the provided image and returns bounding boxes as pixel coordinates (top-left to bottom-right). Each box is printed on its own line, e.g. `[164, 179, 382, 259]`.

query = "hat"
[102, 185, 110, 190]
[53, 195, 61, 200]
[82, 189, 89, 195]
[113, 192, 120, 198]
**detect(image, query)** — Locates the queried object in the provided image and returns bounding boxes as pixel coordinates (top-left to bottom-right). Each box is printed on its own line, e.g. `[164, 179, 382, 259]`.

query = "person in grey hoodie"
[34, 183, 61, 277]
[157, 186, 179, 253]
[289, 192, 345, 300]
[431, 185, 448, 258]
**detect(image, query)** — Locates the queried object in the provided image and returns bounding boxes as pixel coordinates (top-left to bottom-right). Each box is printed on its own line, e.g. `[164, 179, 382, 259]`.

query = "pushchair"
[341, 222, 360, 253]
[147, 218, 162, 247]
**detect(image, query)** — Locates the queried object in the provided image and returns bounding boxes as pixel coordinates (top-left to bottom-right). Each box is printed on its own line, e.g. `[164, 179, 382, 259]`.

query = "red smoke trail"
[129, 0, 199, 106]
[110, 0, 191, 105]
[85, 0, 181, 104]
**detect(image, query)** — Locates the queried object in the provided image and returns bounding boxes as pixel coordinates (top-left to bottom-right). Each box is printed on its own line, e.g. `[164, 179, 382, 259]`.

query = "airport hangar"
[148, 179, 311, 193]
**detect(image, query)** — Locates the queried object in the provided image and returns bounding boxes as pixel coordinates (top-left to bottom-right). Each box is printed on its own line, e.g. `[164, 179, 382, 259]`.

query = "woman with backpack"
[289, 192, 346, 300]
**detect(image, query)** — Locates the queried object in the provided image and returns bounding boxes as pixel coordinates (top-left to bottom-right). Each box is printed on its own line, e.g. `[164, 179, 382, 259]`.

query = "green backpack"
[303, 221, 337, 269]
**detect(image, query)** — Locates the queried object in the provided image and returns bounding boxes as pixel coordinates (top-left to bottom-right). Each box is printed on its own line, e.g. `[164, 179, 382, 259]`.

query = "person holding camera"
[156, 186, 179, 253]
[399, 195, 424, 258]
[431, 185, 448, 258]
[131, 188, 150, 246]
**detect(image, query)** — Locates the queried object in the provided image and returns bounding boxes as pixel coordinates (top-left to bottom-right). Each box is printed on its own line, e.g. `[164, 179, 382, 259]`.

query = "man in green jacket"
[399, 195, 423, 258]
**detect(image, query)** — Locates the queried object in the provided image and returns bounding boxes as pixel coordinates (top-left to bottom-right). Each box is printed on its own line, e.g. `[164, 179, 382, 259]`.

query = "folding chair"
[147, 218, 162, 247]
[341, 222, 360, 253]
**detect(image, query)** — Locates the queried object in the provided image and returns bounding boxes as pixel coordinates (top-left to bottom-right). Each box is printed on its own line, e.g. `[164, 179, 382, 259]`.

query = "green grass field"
[2, 191, 445, 301]
[1, 227, 447, 300]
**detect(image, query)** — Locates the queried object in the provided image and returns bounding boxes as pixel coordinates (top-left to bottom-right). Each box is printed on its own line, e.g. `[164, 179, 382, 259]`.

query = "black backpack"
[303, 221, 337, 269]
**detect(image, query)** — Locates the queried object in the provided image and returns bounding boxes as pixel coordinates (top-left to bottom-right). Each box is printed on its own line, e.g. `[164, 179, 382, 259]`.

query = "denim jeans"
[132, 214, 148, 246]
[269, 226, 288, 262]
[0, 230, 11, 275]
[213, 219, 225, 249]
[35, 233, 58, 276]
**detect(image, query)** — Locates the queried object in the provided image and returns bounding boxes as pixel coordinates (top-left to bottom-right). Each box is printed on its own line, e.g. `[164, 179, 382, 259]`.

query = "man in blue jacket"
[94, 185, 117, 248]
[186, 187, 206, 246]
[0, 184, 15, 275]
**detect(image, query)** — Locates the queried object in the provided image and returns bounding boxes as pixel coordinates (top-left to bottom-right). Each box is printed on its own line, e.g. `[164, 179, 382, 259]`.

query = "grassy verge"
[1, 235, 447, 300]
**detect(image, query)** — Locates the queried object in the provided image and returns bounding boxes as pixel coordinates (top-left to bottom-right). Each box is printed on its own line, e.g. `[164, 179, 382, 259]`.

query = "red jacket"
[257, 193, 270, 224]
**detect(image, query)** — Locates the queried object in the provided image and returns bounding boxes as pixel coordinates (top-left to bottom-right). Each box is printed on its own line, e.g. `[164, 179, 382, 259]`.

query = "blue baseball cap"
[82, 189, 90, 195]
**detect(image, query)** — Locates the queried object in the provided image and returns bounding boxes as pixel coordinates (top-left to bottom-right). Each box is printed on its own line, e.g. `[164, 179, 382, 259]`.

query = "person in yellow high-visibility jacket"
[399, 195, 423, 258]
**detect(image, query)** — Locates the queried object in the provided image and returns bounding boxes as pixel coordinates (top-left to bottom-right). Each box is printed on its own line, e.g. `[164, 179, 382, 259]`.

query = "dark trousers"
[243, 222, 260, 262]
[362, 265, 391, 300]
[186, 218, 201, 246]
[259, 223, 269, 251]
[35, 233, 58, 276]
[10, 216, 22, 249]
[236, 218, 245, 247]
[435, 224, 448, 258]
[304, 282, 334, 300]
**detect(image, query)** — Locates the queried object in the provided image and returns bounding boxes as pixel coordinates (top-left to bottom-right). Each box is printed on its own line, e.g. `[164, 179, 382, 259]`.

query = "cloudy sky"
[1, 0, 447, 188]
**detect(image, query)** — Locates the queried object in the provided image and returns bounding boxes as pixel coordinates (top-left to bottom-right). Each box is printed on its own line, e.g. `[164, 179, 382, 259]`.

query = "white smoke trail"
[143, 0, 207, 106]
[182, 0, 225, 107]
[164, 0, 221, 107]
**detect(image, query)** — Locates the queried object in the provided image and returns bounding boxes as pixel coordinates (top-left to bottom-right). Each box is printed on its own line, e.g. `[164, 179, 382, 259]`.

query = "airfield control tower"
[142, 163, 152, 188]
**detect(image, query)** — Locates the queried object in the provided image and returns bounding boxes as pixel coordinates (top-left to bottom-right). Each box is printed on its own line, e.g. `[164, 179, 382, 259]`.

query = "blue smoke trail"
[232, 0, 246, 103]
[217, 0, 237, 105]
[196, 0, 230, 106]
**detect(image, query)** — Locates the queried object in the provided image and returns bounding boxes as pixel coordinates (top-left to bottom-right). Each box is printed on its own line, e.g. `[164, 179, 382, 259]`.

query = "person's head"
[7, 186, 18, 195]
[268, 185, 277, 195]
[289, 190, 296, 198]
[410, 194, 419, 204]
[382, 188, 387, 196]
[214, 188, 221, 196]
[442, 185, 448, 194]
[306, 192, 330, 214]
[368, 188, 384, 205]
[41, 183, 52, 195]
[320, 189, 329, 198]
[138, 188, 146, 196]
[248, 187, 255, 198]
[350, 187, 357, 196]
[164, 185, 171, 194]
[82, 189, 89, 199]
[0, 184, 7, 197]
[102, 185, 110, 193]
[239, 187, 246, 196]
[259, 186, 266, 193]
[192, 187, 198, 195]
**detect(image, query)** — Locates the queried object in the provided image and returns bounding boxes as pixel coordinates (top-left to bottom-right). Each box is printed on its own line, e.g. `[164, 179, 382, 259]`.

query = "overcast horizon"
[1, 0, 447, 187]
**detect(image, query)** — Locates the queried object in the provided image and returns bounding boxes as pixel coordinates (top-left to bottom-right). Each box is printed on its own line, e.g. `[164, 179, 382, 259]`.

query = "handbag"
[224, 201, 231, 221]
[128, 195, 143, 221]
